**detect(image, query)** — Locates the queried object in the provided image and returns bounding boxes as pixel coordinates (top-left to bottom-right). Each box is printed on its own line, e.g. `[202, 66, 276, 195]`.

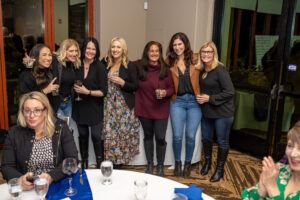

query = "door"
[213, 0, 298, 158]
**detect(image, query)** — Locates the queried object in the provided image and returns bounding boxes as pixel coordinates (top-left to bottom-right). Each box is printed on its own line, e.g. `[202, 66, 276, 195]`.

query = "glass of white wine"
[8, 178, 23, 200]
[34, 178, 49, 200]
[100, 160, 113, 185]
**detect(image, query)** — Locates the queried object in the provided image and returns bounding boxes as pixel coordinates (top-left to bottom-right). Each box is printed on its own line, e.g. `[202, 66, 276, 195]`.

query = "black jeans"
[77, 123, 102, 143]
[139, 117, 168, 145]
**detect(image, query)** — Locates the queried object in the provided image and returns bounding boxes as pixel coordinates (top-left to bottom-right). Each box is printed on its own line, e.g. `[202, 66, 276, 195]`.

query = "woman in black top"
[19, 44, 60, 112]
[196, 41, 234, 182]
[52, 39, 81, 119]
[72, 38, 107, 169]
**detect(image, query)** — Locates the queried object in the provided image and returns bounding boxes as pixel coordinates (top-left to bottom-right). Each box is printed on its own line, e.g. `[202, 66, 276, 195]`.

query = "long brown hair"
[30, 44, 53, 90]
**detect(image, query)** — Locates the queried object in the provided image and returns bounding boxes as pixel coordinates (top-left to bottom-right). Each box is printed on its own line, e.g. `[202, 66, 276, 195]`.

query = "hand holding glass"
[101, 160, 113, 185]
[34, 178, 49, 200]
[134, 179, 148, 200]
[8, 178, 22, 200]
[74, 80, 83, 101]
[62, 158, 78, 196]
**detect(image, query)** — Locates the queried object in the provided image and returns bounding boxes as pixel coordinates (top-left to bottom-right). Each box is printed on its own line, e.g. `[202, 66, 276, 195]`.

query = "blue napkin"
[46, 170, 93, 200]
[174, 184, 203, 200]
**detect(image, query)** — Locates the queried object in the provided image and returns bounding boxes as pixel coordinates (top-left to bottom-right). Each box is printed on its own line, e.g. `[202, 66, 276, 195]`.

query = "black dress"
[72, 60, 107, 125]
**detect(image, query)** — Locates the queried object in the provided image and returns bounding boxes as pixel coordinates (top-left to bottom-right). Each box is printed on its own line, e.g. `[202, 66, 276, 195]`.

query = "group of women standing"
[12, 31, 235, 183]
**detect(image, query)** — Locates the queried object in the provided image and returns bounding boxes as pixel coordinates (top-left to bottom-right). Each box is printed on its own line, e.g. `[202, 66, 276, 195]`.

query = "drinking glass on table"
[62, 157, 78, 196]
[8, 178, 22, 200]
[34, 178, 49, 200]
[134, 179, 148, 200]
[172, 193, 188, 200]
[100, 160, 113, 185]
[74, 80, 83, 101]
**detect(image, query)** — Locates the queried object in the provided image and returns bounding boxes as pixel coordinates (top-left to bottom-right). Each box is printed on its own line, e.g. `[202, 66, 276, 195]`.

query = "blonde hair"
[18, 91, 55, 138]
[199, 41, 223, 71]
[287, 121, 300, 144]
[54, 39, 81, 69]
[107, 37, 129, 69]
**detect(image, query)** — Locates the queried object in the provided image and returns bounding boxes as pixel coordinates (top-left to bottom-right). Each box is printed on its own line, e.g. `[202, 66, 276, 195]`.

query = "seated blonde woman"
[242, 121, 300, 199]
[1, 91, 78, 191]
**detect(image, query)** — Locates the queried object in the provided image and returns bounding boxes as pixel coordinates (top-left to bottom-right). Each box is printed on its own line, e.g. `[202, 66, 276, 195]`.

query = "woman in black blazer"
[72, 38, 107, 169]
[102, 37, 140, 167]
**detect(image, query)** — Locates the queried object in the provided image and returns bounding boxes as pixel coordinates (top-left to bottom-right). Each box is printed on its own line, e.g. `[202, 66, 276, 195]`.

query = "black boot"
[79, 138, 89, 169]
[183, 161, 191, 178]
[174, 161, 182, 177]
[93, 140, 104, 169]
[144, 140, 154, 174]
[156, 143, 166, 177]
[210, 148, 229, 182]
[200, 142, 213, 175]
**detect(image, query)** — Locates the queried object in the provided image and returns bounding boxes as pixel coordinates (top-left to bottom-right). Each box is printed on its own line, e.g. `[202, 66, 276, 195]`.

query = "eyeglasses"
[200, 51, 214, 55]
[23, 108, 45, 117]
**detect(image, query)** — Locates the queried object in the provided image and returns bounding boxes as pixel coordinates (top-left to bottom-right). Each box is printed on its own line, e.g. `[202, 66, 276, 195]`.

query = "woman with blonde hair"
[1, 91, 78, 190]
[196, 41, 234, 182]
[102, 37, 140, 168]
[52, 38, 81, 118]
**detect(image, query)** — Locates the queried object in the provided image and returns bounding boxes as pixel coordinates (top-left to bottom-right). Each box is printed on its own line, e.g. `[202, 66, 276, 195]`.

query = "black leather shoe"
[210, 148, 229, 182]
[183, 161, 191, 178]
[174, 161, 182, 176]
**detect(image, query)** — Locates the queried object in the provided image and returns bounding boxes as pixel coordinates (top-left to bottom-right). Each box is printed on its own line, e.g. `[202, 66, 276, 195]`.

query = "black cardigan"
[72, 60, 107, 125]
[1, 119, 78, 183]
[106, 61, 138, 110]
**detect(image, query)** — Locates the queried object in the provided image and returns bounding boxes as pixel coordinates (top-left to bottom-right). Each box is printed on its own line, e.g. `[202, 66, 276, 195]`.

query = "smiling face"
[147, 44, 160, 65]
[172, 38, 185, 57]
[286, 139, 300, 171]
[85, 41, 96, 60]
[38, 47, 52, 69]
[66, 45, 79, 62]
[110, 40, 123, 60]
[23, 99, 46, 131]
[200, 46, 214, 66]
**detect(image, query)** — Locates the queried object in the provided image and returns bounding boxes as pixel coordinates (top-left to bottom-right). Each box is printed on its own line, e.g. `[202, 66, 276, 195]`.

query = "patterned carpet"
[0, 145, 262, 199]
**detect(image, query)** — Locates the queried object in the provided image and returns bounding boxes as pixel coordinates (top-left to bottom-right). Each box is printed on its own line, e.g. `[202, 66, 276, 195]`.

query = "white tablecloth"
[0, 170, 215, 200]
[70, 117, 202, 166]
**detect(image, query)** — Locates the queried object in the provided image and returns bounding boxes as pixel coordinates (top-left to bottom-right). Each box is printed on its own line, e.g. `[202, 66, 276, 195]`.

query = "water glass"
[34, 178, 49, 200]
[172, 193, 188, 200]
[8, 178, 22, 200]
[134, 179, 148, 200]
[62, 157, 78, 196]
[100, 160, 113, 185]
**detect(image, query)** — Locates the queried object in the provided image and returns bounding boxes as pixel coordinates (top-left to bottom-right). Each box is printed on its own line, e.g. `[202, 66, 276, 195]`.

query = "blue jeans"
[170, 94, 202, 162]
[201, 117, 234, 149]
[57, 99, 72, 119]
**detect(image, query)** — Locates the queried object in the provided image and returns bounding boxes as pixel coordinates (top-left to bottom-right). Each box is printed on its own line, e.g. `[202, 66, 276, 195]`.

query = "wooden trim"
[88, 0, 94, 37]
[0, 0, 9, 130]
[248, 10, 257, 68]
[233, 9, 242, 70]
[44, 0, 55, 50]
[265, 14, 272, 35]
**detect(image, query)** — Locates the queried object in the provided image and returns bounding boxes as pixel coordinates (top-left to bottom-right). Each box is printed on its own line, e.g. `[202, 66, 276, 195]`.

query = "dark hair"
[81, 37, 100, 61]
[29, 44, 53, 90]
[166, 32, 194, 67]
[138, 41, 169, 81]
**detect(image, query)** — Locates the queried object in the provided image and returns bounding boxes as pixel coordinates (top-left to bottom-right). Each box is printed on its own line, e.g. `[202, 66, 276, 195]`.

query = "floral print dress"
[241, 163, 300, 200]
[103, 70, 140, 164]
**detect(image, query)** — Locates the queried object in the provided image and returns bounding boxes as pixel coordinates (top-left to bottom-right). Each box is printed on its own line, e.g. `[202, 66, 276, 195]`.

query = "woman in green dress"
[242, 121, 300, 199]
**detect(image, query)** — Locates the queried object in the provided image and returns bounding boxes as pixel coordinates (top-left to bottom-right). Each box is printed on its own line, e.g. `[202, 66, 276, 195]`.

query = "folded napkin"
[174, 184, 203, 200]
[46, 170, 93, 200]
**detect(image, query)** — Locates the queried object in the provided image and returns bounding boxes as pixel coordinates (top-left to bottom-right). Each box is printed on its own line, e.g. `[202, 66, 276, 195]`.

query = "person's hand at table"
[39, 173, 53, 184]
[196, 94, 210, 104]
[19, 172, 34, 191]
[261, 156, 280, 197]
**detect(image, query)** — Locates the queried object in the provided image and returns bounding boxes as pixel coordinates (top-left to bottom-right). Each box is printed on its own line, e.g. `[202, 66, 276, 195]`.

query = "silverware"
[79, 168, 83, 185]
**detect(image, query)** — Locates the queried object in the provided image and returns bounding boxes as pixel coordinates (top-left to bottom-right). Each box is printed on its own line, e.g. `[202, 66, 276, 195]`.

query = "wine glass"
[34, 178, 49, 200]
[8, 178, 22, 200]
[134, 179, 148, 200]
[100, 160, 113, 185]
[62, 157, 78, 196]
[74, 80, 83, 101]
[172, 193, 188, 200]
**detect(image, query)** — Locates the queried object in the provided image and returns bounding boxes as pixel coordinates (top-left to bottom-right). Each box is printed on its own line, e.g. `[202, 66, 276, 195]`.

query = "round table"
[0, 170, 215, 200]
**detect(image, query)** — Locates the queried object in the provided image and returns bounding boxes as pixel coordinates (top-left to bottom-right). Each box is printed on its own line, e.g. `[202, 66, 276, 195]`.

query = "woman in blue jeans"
[166, 32, 202, 178]
[197, 41, 234, 182]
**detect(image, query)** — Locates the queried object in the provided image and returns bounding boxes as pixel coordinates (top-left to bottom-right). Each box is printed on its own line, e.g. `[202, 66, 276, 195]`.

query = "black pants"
[139, 117, 168, 145]
[77, 123, 102, 143]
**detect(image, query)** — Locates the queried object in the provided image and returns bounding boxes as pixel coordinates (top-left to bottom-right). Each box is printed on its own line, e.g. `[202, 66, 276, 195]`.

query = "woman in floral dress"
[102, 37, 140, 167]
[241, 121, 300, 199]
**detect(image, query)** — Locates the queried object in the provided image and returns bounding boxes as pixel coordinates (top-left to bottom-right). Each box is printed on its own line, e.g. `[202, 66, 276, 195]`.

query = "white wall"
[54, 0, 69, 45]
